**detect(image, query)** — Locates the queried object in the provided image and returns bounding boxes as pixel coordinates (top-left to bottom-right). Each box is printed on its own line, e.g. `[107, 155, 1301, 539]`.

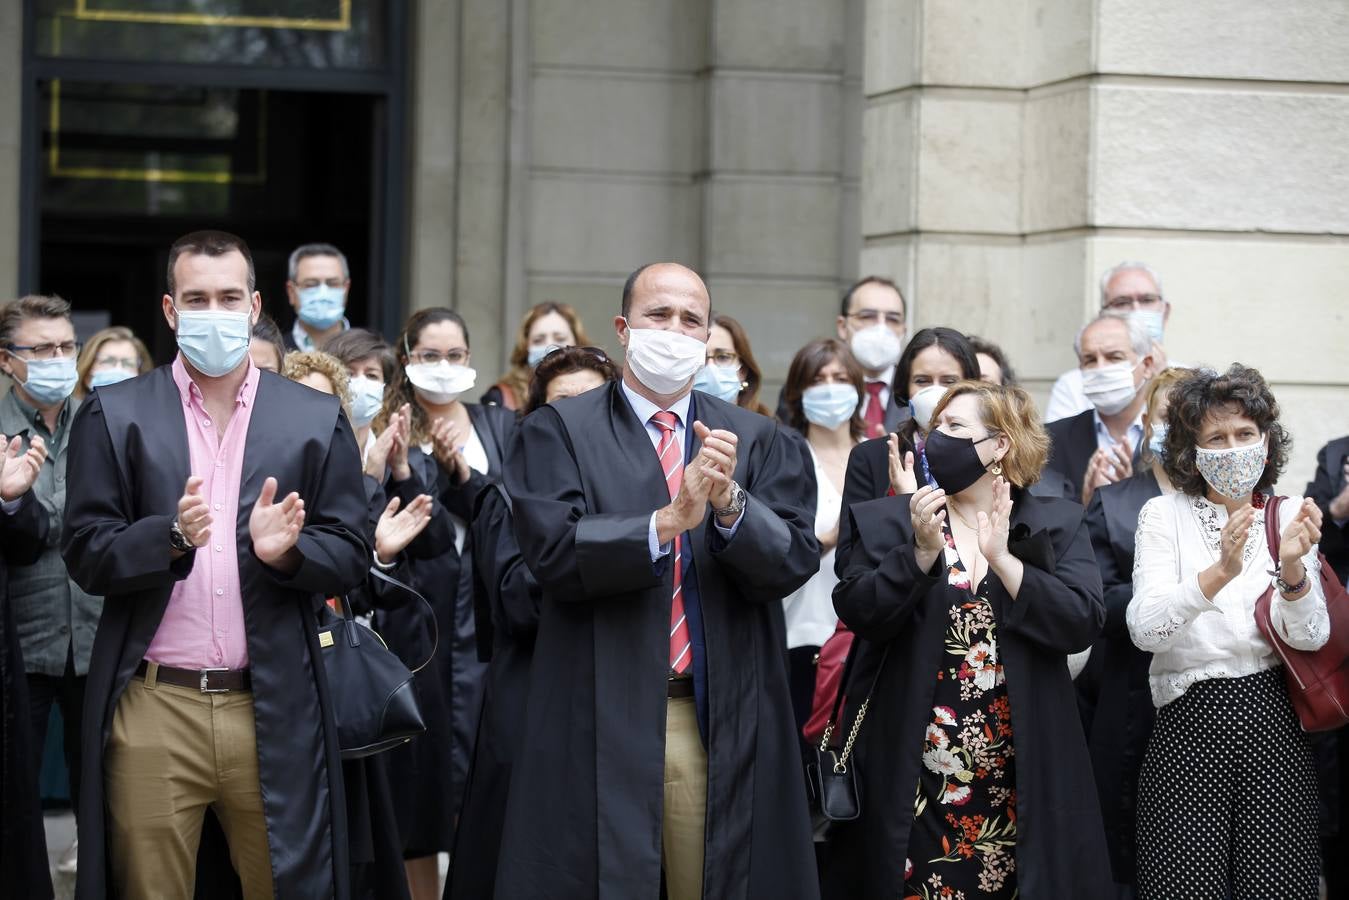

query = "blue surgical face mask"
[801, 383, 860, 430]
[19, 357, 78, 406]
[296, 284, 346, 330]
[175, 309, 253, 378]
[1148, 421, 1168, 459]
[348, 375, 385, 427]
[1129, 309, 1165, 344]
[90, 368, 135, 389]
[693, 363, 743, 403]
[527, 344, 555, 368]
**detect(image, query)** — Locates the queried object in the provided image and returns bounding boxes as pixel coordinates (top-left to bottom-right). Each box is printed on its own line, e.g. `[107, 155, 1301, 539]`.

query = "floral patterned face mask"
[1194, 435, 1267, 499]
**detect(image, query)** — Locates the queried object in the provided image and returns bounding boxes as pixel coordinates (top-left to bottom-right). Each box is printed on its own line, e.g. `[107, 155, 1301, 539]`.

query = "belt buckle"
[199, 668, 231, 693]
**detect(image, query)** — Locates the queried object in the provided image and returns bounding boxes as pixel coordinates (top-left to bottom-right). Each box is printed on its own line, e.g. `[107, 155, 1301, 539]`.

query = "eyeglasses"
[5, 341, 82, 359]
[847, 310, 905, 328]
[95, 355, 140, 371]
[295, 278, 346, 290]
[407, 348, 469, 366]
[706, 350, 739, 367]
[1103, 293, 1163, 311]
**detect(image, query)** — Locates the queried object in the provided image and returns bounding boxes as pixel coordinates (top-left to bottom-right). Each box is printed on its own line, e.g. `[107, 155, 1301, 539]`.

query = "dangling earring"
[990, 460, 1003, 476]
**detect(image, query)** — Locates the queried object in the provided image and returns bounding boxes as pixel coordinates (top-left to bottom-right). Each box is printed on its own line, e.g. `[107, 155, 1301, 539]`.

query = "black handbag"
[804, 642, 887, 832]
[318, 566, 437, 759]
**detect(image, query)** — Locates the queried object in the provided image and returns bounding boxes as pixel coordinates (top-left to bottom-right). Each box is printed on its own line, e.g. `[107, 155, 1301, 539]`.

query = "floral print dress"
[903, 522, 1018, 900]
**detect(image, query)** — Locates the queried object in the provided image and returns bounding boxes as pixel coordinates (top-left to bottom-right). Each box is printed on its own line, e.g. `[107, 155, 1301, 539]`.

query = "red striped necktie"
[652, 411, 692, 675]
[864, 381, 887, 439]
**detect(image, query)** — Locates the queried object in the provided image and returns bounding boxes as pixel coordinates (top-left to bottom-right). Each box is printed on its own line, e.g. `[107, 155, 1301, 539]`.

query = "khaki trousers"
[105, 669, 274, 900]
[662, 696, 708, 900]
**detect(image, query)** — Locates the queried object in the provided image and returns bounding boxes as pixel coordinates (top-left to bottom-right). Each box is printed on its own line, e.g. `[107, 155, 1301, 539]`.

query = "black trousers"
[27, 645, 84, 817]
[1135, 668, 1320, 900]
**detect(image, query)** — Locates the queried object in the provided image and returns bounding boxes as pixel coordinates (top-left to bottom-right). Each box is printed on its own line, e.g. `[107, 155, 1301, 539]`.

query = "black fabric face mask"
[923, 428, 994, 495]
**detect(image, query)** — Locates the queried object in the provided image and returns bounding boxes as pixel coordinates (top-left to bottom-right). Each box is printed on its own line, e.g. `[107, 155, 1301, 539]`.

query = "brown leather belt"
[136, 661, 251, 693]
[667, 676, 694, 699]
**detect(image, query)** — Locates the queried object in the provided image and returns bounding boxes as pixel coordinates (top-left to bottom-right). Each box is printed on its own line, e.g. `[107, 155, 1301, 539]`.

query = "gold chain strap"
[817, 697, 871, 773]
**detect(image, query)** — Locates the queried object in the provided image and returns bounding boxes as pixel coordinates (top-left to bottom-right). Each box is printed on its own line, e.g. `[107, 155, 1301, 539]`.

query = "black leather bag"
[318, 567, 437, 759]
[804, 642, 887, 831]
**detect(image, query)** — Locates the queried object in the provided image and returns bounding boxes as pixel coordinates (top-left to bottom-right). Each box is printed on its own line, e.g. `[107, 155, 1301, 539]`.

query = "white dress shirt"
[863, 364, 896, 418]
[1093, 410, 1145, 454]
[619, 382, 740, 561]
[1127, 492, 1329, 708]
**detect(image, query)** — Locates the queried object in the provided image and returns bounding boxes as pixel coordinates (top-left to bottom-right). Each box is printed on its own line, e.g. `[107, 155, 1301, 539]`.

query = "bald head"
[621, 263, 710, 317]
[616, 262, 712, 343]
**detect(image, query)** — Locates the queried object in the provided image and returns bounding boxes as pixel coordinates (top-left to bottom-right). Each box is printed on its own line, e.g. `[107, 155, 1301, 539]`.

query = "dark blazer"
[497, 382, 821, 900]
[1046, 408, 1143, 504]
[1076, 469, 1161, 886]
[1307, 436, 1349, 583]
[1, 491, 54, 899]
[824, 489, 1110, 899]
[61, 366, 371, 900]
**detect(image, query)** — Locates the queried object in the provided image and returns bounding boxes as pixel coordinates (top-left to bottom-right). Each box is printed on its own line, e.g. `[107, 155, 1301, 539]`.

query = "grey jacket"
[0, 388, 101, 675]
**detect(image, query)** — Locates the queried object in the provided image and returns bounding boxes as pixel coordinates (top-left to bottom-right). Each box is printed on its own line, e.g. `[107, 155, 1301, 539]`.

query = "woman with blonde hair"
[282, 350, 354, 421]
[482, 302, 590, 411]
[74, 326, 152, 397]
[826, 380, 1110, 898]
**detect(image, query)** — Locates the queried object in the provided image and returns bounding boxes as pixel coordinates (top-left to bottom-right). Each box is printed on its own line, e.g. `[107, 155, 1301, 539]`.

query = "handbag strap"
[350, 566, 440, 675]
[1263, 494, 1285, 571]
[819, 642, 890, 770]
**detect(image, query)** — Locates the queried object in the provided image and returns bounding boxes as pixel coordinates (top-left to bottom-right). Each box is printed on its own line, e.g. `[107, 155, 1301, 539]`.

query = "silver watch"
[712, 481, 747, 518]
[169, 519, 196, 553]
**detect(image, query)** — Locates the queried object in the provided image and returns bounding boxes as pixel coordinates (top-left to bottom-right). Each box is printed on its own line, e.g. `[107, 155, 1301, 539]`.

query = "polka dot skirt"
[1135, 668, 1320, 900]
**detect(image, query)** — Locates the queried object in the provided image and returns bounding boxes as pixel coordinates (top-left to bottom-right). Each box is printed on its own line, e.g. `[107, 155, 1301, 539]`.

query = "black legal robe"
[446, 484, 538, 899]
[496, 382, 821, 900]
[824, 489, 1111, 898]
[378, 402, 513, 856]
[60, 366, 370, 900]
[1, 490, 54, 900]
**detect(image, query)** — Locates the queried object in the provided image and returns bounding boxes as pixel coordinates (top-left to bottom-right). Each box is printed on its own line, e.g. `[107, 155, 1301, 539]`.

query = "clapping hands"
[0, 433, 47, 502]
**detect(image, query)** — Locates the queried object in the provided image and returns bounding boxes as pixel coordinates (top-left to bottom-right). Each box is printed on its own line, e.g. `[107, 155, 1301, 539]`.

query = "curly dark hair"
[524, 346, 619, 414]
[1162, 363, 1290, 499]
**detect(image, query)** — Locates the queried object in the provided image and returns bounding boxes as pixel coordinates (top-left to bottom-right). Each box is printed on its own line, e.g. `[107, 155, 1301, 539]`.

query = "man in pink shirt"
[62, 231, 370, 899]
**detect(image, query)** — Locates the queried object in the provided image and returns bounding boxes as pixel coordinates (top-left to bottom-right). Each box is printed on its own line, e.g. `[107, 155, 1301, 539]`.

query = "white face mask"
[405, 361, 476, 405]
[1082, 360, 1141, 416]
[849, 324, 903, 372]
[907, 385, 946, 433]
[621, 321, 707, 395]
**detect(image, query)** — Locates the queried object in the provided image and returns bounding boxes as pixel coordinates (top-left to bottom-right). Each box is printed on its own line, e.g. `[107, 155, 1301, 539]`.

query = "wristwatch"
[169, 519, 196, 553]
[712, 481, 747, 519]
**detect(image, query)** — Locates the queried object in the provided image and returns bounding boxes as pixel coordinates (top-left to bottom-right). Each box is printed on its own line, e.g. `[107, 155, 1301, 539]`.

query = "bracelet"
[1274, 564, 1309, 596]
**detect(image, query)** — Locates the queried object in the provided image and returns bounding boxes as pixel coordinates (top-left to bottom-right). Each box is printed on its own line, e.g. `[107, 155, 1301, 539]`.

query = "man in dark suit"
[62, 230, 370, 898]
[499, 262, 821, 900]
[777, 276, 909, 436]
[1306, 433, 1349, 898]
[1307, 435, 1349, 583]
[1046, 311, 1155, 505]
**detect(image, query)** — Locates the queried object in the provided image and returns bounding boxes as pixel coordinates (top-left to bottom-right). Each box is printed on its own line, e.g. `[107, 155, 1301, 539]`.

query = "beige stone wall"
[859, 0, 1349, 492]
[410, 0, 864, 385]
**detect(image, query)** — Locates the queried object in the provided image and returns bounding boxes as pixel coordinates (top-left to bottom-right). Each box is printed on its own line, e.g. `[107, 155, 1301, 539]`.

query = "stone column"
[860, 0, 1349, 489]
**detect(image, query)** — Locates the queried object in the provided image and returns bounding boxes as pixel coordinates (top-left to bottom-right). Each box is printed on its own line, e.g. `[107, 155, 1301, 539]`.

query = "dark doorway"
[22, 0, 408, 352]
[38, 85, 377, 361]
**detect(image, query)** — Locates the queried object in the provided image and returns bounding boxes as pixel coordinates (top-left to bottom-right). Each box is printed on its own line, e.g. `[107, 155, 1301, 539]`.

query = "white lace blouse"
[1127, 492, 1329, 708]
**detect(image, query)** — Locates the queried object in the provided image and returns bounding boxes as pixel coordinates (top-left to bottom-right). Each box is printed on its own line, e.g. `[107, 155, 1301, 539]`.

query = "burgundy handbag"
[1253, 495, 1349, 732]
